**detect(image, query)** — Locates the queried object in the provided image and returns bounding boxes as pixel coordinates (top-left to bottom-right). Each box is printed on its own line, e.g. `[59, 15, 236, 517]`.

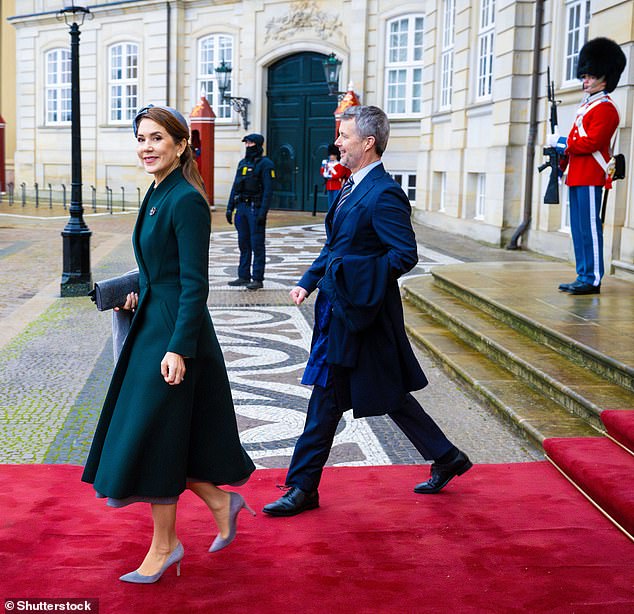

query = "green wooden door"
[267, 52, 335, 212]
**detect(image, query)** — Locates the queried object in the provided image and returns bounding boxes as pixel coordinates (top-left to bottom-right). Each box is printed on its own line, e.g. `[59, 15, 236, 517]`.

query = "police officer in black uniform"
[226, 134, 275, 290]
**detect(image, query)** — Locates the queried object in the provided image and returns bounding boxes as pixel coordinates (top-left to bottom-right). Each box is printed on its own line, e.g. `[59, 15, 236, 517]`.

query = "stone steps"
[403, 277, 632, 431]
[402, 301, 600, 446]
[401, 263, 634, 447]
[429, 263, 634, 393]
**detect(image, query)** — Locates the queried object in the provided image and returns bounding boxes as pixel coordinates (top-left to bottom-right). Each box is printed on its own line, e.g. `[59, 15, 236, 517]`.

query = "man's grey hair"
[340, 105, 390, 156]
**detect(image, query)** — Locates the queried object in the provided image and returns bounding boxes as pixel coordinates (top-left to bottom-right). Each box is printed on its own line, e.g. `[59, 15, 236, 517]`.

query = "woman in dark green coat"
[82, 105, 255, 583]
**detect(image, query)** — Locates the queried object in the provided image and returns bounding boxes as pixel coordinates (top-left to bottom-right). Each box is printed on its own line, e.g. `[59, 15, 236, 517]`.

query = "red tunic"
[564, 92, 619, 187]
[321, 162, 351, 191]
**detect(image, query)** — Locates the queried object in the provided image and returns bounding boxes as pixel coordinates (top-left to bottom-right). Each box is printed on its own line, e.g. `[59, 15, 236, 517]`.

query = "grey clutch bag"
[89, 270, 140, 311]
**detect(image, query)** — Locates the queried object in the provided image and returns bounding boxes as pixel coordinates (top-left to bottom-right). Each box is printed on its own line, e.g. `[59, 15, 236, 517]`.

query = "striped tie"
[334, 176, 354, 217]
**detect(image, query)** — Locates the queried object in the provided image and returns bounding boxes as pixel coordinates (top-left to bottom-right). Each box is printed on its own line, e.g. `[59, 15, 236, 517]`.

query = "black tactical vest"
[235, 157, 263, 198]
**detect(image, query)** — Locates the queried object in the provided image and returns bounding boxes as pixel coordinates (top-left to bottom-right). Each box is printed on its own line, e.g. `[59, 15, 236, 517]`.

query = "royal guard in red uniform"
[552, 37, 626, 295]
[320, 144, 351, 208]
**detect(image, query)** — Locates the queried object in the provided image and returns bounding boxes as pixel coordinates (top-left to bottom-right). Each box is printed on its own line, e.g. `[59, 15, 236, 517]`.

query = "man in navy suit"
[263, 105, 471, 517]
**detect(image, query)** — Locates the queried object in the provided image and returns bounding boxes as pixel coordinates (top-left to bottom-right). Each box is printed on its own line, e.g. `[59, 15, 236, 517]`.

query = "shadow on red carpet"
[1, 464, 633, 613]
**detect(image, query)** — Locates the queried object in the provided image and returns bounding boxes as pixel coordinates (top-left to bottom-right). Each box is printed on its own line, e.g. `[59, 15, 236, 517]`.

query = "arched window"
[385, 15, 424, 116]
[109, 43, 139, 123]
[197, 34, 233, 120]
[45, 48, 71, 124]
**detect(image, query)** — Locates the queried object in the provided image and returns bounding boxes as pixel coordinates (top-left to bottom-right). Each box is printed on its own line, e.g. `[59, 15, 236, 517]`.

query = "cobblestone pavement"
[0, 206, 543, 467]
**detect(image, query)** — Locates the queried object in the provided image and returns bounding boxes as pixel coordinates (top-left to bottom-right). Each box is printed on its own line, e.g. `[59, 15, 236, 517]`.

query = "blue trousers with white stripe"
[569, 185, 604, 287]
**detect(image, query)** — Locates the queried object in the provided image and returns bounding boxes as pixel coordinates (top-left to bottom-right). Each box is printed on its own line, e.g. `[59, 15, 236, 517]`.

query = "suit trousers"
[285, 380, 455, 493]
[568, 185, 604, 286]
[235, 201, 266, 282]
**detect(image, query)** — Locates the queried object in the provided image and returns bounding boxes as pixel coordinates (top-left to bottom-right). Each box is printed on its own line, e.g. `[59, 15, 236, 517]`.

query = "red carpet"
[602, 410, 634, 451]
[544, 437, 634, 537]
[1, 464, 633, 614]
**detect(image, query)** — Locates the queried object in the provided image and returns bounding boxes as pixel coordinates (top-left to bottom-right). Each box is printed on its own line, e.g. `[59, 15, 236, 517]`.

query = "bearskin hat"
[327, 143, 340, 158]
[576, 37, 627, 93]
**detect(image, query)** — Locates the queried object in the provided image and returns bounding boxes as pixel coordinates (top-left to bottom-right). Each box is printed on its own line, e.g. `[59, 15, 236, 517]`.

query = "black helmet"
[242, 133, 264, 147]
[327, 144, 340, 157]
[577, 37, 627, 93]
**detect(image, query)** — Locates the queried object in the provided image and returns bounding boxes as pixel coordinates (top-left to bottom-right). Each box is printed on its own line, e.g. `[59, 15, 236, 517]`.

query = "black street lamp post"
[58, 2, 92, 297]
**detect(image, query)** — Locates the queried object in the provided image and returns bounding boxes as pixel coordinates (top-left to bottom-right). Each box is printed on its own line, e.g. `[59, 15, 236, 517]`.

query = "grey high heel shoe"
[119, 542, 184, 584]
[209, 492, 256, 553]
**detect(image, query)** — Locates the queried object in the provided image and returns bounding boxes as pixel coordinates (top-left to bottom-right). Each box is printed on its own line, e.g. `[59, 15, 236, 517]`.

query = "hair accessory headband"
[133, 104, 189, 137]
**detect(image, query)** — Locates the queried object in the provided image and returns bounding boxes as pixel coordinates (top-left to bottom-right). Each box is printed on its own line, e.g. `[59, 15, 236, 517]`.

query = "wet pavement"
[0, 202, 544, 469]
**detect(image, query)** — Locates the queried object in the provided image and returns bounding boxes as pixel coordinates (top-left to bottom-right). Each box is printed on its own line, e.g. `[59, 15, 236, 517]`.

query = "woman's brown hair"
[135, 106, 209, 206]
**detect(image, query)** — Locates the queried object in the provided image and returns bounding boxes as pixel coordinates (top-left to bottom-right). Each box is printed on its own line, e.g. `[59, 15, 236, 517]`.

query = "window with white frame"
[440, 0, 455, 109]
[564, 0, 591, 83]
[476, 0, 495, 99]
[475, 173, 486, 219]
[385, 15, 424, 115]
[560, 184, 571, 231]
[46, 49, 71, 124]
[197, 35, 233, 120]
[439, 172, 447, 211]
[392, 172, 417, 202]
[109, 43, 138, 123]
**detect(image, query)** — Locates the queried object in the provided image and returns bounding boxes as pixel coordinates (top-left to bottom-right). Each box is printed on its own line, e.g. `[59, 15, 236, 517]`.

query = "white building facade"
[8, 0, 634, 280]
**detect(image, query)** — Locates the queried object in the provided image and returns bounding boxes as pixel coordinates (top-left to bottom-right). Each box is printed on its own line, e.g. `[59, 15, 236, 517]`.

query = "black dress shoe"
[566, 280, 600, 295]
[558, 281, 575, 291]
[228, 278, 250, 287]
[414, 450, 472, 494]
[246, 280, 264, 290]
[262, 487, 319, 516]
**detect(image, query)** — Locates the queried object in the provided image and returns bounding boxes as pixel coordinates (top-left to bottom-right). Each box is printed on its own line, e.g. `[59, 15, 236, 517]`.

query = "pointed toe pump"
[119, 542, 184, 584]
[209, 492, 256, 553]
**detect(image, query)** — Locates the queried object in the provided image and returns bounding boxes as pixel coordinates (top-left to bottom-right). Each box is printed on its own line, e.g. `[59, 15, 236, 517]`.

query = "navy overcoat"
[299, 163, 428, 417]
[82, 169, 255, 499]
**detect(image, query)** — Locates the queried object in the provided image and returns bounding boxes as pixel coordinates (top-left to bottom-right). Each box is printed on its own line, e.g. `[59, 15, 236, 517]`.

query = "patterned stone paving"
[207, 223, 457, 294]
[212, 305, 391, 468]
[0, 221, 543, 467]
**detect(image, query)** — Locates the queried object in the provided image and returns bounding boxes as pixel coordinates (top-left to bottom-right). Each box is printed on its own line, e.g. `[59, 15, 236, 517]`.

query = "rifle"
[537, 67, 560, 204]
